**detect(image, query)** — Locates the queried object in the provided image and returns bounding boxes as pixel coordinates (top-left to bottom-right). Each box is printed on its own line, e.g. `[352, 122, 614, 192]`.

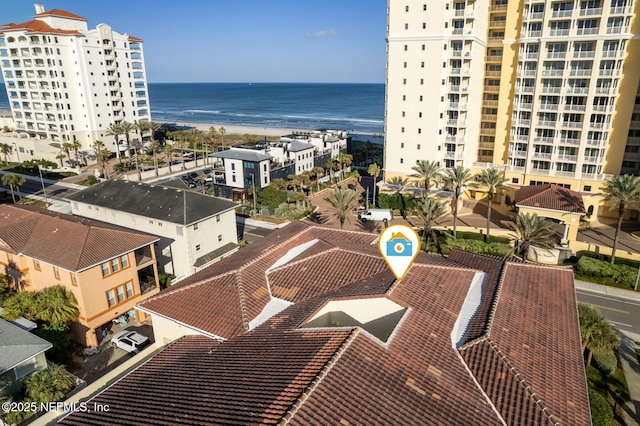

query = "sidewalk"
[575, 279, 640, 302]
[618, 333, 640, 426]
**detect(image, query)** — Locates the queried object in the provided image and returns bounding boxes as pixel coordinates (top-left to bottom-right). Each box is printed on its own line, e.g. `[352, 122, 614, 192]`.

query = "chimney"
[34, 4, 45, 14]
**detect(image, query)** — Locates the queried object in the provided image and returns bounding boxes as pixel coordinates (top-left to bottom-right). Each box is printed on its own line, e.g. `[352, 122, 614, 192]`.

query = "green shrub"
[158, 273, 172, 290]
[588, 387, 614, 426]
[452, 231, 510, 244]
[86, 175, 98, 185]
[593, 349, 617, 377]
[575, 255, 638, 289]
[579, 250, 640, 268]
[439, 238, 512, 257]
[378, 193, 418, 211]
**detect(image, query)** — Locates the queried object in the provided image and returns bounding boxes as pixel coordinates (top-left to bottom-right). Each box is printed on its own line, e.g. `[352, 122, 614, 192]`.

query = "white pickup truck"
[111, 329, 150, 354]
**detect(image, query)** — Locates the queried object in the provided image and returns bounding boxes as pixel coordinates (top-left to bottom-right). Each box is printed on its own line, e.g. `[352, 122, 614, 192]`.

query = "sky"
[1, 0, 388, 83]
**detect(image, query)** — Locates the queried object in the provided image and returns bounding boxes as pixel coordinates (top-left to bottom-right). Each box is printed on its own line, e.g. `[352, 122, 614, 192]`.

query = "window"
[584, 185, 592, 192]
[231, 163, 235, 171]
[216, 215, 221, 222]
[218, 234, 223, 242]
[194, 223, 199, 230]
[196, 244, 201, 251]
[125, 281, 134, 298]
[71, 273, 77, 286]
[106, 290, 116, 307]
[34, 259, 41, 270]
[116, 286, 125, 303]
[120, 255, 128, 268]
[111, 258, 120, 273]
[102, 262, 110, 276]
[53, 266, 60, 279]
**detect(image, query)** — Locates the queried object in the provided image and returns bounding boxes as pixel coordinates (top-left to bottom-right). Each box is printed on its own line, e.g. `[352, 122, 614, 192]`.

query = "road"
[238, 223, 273, 244]
[576, 289, 640, 341]
[0, 178, 81, 201]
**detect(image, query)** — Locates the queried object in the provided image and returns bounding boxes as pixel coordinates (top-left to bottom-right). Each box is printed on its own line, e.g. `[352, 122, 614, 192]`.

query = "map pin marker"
[378, 224, 421, 280]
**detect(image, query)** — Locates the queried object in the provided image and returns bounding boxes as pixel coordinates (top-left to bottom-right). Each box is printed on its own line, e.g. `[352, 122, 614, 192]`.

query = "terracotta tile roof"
[127, 35, 143, 42]
[70, 225, 590, 425]
[59, 331, 353, 426]
[34, 9, 87, 21]
[0, 205, 157, 272]
[516, 184, 586, 214]
[1, 20, 82, 36]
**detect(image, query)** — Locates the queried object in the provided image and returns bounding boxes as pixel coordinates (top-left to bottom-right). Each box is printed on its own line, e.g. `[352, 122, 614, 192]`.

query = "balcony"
[550, 29, 570, 36]
[556, 154, 577, 162]
[610, 6, 632, 14]
[567, 87, 589, 94]
[590, 122, 606, 129]
[577, 27, 599, 35]
[560, 138, 581, 145]
[513, 134, 530, 141]
[491, 4, 508, 11]
[562, 121, 584, 128]
[509, 150, 527, 158]
[546, 51, 566, 59]
[573, 50, 595, 58]
[552, 10, 573, 18]
[486, 55, 503, 62]
[580, 7, 603, 16]
[569, 69, 591, 76]
[533, 152, 552, 159]
[596, 87, 612, 94]
[564, 104, 586, 112]
[516, 102, 533, 110]
[518, 86, 535, 93]
[451, 50, 463, 57]
[135, 247, 153, 266]
[525, 30, 542, 37]
[542, 69, 564, 77]
[515, 119, 531, 126]
[606, 26, 625, 34]
[540, 103, 559, 111]
[602, 50, 619, 58]
[449, 85, 460, 92]
[542, 86, 561, 94]
[518, 69, 537, 77]
[583, 155, 603, 164]
[537, 120, 557, 128]
[626, 137, 640, 145]
[139, 275, 158, 296]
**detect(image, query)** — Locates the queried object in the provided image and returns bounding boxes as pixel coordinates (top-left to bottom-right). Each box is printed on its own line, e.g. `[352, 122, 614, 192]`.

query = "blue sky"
[3, 0, 387, 83]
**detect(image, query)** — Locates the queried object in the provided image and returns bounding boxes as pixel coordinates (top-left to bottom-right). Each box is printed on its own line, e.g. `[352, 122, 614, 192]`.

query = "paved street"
[576, 289, 640, 341]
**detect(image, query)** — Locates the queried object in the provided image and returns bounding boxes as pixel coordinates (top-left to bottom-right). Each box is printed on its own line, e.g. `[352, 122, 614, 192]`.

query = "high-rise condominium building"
[0, 4, 150, 158]
[385, 0, 640, 193]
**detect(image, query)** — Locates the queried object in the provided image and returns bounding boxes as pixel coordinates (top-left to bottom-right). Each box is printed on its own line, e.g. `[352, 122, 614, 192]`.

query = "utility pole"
[251, 173, 257, 217]
[37, 165, 49, 207]
[635, 263, 640, 291]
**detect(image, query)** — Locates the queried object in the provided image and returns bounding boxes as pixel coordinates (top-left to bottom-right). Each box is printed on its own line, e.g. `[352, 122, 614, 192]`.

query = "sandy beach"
[160, 120, 299, 137]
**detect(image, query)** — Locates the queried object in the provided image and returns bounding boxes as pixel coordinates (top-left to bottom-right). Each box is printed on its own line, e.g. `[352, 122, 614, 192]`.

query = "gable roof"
[210, 149, 272, 162]
[61, 224, 590, 425]
[287, 140, 315, 152]
[0, 205, 157, 272]
[0, 319, 52, 374]
[34, 9, 87, 21]
[65, 180, 237, 226]
[516, 184, 586, 214]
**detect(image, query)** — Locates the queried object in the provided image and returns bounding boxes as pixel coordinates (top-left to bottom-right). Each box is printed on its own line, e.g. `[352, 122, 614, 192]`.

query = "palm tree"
[474, 168, 508, 243]
[2, 174, 25, 204]
[92, 140, 107, 177]
[578, 303, 619, 367]
[97, 148, 111, 179]
[69, 140, 83, 166]
[414, 197, 447, 252]
[367, 163, 381, 207]
[326, 158, 338, 181]
[219, 127, 226, 150]
[0, 142, 12, 164]
[61, 142, 74, 165]
[602, 174, 640, 264]
[55, 151, 66, 168]
[442, 166, 473, 238]
[149, 140, 160, 177]
[271, 178, 287, 191]
[411, 160, 442, 198]
[24, 365, 75, 404]
[36, 286, 79, 330]
[336, 152, 353, 178]
[312, 166, 324, 192]
[509, 213, 555, 259]
[387, 176, 410, 217]
[326, 187, 357, 228]
[208, 126, 218, 150]
[165, 142, 176, 174]
[287, 173, 301, 192]
[105, 122, 123, 163]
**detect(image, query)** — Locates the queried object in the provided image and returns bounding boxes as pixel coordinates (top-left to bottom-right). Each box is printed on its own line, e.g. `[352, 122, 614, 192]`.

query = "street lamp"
[37, 165, 49, 208]
[251, 173, 257, 217]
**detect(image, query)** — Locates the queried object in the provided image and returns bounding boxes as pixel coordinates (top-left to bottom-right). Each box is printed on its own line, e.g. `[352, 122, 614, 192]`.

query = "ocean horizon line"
[148, 81, 384, 85]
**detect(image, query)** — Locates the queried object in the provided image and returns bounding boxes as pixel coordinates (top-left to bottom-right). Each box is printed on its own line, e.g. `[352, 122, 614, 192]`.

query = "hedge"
[438, 238, 512, 257]
[575, 255, 638, 290]
[449, 230, 510, 244]
[580, 250, 640, 268]
[593, 349, 618, 377]
[588, 387, 614, 426]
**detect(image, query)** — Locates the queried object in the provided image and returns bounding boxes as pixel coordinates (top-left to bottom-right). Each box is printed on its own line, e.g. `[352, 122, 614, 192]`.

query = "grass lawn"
[1, 164, 76, 180]
[17, 197, 47, 208]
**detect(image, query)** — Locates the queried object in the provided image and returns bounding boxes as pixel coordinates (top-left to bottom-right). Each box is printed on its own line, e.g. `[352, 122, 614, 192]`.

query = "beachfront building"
[209, 149, 272, 200]
[66, 180, 239, 281]
[0, 4, 150, 162]
[0, 204, 160, 347]
[384, 0, 640, 198]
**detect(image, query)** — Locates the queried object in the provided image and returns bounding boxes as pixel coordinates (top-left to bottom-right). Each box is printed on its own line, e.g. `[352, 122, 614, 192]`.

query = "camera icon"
[386, 233, 413, 257]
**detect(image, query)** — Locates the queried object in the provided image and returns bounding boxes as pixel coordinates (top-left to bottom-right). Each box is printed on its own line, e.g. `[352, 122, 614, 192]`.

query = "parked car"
[183, 152, 194, 158]
[189, 172, 198, 179]
[180, 174, 189, 181]
[358, 209, 393, 222]
[187, 181, 197, 189]
[111, 329, 150, 354]
[205, 175, 213, 182]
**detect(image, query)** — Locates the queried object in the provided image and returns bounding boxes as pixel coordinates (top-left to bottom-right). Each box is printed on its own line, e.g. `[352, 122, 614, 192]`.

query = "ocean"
[0, 82, 385, 135]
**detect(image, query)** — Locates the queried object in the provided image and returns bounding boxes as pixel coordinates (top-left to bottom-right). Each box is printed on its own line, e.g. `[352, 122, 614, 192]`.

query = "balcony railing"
[577, 27, 599, 36]
[537, 120, 557, 128]
[509, 150, 527, 158]
[565, 104, 586, 112]
[135, 247, 153, 266]
[560, 138, 581, 145]
[550, 29, 570, 36]
[552, 10, 573, 18]
[556, 154, 577, 162]
[546, 51, 566, 59]
[540, 103, 559, 111]
[533, 152, 552, 159]
[579, 7, 602, 16]
[139, 275, 158, 295]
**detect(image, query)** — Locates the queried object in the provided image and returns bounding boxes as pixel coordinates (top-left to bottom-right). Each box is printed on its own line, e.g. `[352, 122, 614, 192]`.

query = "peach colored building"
[0, 204, 159, 347]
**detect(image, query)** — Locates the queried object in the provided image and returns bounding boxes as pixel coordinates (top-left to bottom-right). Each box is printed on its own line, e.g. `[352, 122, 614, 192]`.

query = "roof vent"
[301, 297, 407, 344]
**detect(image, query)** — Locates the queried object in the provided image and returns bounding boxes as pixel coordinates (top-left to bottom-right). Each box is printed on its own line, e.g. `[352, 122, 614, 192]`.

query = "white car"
[111, 329, 150, 354]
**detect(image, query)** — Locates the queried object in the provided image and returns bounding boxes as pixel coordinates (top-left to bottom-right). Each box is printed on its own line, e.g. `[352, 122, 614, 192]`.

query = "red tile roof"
[1, 20, 81, 36]
[34, 9, 87, 21]
[516, 184, 586, 214]
[63, 224, 590, 425]
[128, 35, 143, 42]
[0, 205, 157, 271]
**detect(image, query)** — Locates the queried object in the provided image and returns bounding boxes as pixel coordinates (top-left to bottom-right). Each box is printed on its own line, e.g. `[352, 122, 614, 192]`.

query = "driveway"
[68, 322, 154, 384]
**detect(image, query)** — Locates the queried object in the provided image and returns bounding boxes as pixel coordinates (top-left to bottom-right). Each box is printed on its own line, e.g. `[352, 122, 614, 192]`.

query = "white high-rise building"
[0, 4, 150, 159]
[384, 0, 640, 195]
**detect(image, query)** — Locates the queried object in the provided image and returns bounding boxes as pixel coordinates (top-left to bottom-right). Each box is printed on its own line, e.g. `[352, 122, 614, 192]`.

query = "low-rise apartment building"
[0, 205, 159, 347]
[66, 180, 238, 280]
